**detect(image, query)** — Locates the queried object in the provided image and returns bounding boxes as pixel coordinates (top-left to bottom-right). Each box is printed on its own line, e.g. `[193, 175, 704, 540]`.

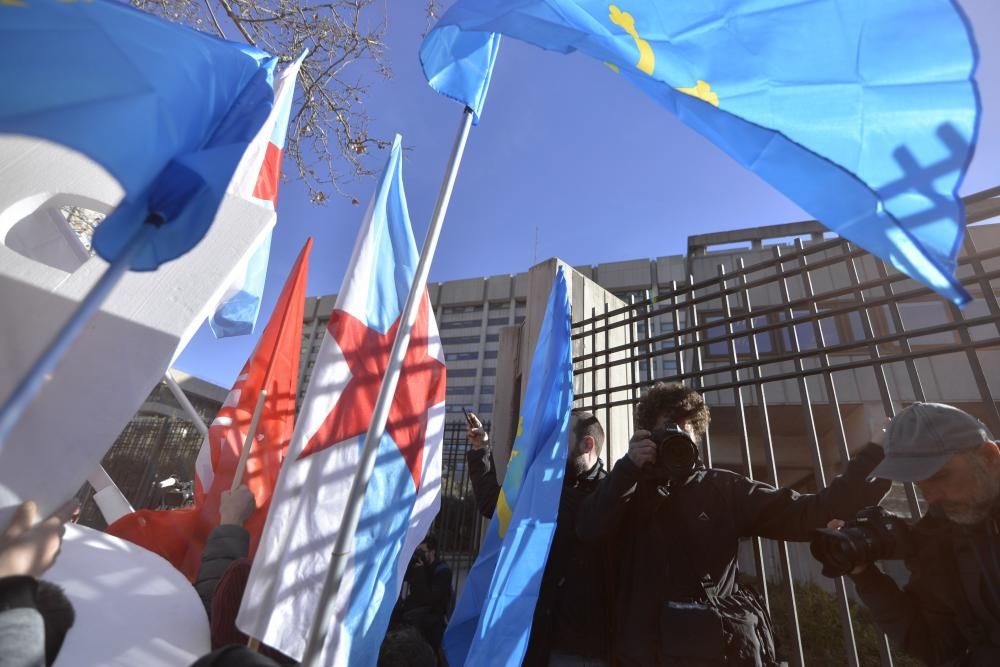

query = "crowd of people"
[2, 382, 1000, 666]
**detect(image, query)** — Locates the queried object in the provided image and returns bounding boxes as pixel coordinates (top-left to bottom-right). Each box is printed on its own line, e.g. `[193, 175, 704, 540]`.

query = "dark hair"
[36, 581, 75, 667]
[420, 533, 438, 552]
[572, 410, 605, 457]
[377, 626, 438, 667]
[635, 382, 711, 435]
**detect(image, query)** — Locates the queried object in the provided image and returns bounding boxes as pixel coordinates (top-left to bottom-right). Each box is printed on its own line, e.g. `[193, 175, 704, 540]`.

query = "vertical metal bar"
[628, 295, 641, 404]
[735, 259, 805, 667]
[788, 247, 862, 667]
[671, 281, 686, 379]
[590, 307, 598, 414]
[604, 302, 613, 451]
[842, 247, 922, 522]
[687, 276, 713, 468]
[644, 290, 658, 385]
[869, 258, 928, 405]
[718, 266, 770, 611]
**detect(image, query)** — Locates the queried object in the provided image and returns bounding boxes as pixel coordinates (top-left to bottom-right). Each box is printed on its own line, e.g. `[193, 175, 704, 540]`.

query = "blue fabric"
[209, 228, 272, 338]
[365, 136, 418, 335]
[443, 267, 573, 667]
[0, 0, 276, 270]
[419, 23, 500, 123]
[421, 0, 981, 305]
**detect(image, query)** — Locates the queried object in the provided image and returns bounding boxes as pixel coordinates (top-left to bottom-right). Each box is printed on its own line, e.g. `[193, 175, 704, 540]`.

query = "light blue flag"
[421, 0, 981, 305]
[420, 20, 501, 123]
[443, 267, 573, 667]
[0, 0, 277, 270]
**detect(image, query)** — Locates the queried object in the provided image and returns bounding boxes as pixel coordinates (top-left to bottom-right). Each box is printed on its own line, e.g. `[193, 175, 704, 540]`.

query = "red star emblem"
[297, 297, 446, 490]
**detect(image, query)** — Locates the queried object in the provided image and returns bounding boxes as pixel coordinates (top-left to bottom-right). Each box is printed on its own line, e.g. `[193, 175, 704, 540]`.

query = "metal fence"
[429, 420, 489, 595]
[571, 216, 1000, 665]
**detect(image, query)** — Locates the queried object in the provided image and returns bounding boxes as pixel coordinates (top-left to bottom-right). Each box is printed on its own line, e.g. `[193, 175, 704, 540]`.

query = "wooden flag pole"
[300, 107, 474, 665]
[232, 389, 267, 491]
[164, 371, 210, 438]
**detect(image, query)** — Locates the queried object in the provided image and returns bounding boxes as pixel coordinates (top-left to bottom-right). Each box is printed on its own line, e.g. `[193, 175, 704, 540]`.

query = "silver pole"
[164, 371, 210, 438]
[300, 107, 475, 665]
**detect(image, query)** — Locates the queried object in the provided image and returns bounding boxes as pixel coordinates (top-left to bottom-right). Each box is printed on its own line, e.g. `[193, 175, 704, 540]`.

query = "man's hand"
[627, 429, 657, 468]
[467, 413, 489, 450]
[825, 519, 868, 575]
[219, 485, 256, 526]
[0, 499, 79, 579]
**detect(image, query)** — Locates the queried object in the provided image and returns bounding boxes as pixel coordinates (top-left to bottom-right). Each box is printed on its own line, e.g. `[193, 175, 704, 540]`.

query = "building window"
[482, 368, 497, 377]
[447, 386, 475, 395]
[442, 335, 481, 345]
[483, 350, 499, 360]
[514, 316, 525, 324]
[448, 368, 478, 377]
[486, 317, 508, 326]
[443, 305, 483, 315]
[445, 351, 479, 361]
[446, 404, 474, 413]
[479, 403, 493, 414]
[485, 334, 500, 343]
[440, 319, 482, 330]
[480, 385, 495, 394]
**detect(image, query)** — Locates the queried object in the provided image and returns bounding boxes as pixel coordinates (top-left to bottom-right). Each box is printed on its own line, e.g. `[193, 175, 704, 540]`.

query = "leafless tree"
[132, 0, 393, 204]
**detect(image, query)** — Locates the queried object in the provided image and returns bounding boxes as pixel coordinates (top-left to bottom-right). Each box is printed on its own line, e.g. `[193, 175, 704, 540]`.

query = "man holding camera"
[577, 382, 890, 666]
[466, 410, 613, 666]
[828, 402, 1000, 665]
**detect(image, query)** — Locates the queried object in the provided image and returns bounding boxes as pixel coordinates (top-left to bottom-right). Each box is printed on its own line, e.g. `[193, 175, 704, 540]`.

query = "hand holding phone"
[465, 410, 488, 450]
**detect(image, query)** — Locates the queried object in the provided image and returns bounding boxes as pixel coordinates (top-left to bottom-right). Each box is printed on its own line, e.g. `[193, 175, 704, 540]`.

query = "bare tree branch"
[130, 0, 391, 204]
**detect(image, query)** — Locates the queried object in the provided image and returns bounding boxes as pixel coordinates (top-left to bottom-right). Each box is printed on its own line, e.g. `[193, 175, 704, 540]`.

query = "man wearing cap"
[850, 402, 1000, 665]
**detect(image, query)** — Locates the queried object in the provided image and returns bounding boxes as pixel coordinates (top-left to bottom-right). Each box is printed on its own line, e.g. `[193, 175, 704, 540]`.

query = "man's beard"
[941, 465, 1000, 525]
[565, 447, 590, 478]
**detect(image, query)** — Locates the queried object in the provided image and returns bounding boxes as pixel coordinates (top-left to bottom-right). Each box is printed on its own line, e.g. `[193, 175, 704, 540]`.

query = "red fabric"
[107, 239, 312, 581]
[252, 142, 282, 207]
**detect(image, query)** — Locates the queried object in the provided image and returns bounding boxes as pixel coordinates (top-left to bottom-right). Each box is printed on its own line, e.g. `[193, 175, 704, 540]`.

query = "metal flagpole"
[0, 219, 159, 450]
[164, 371, 210, 438]
[300, 107, 474, 665]
[232, 389, 268, 490]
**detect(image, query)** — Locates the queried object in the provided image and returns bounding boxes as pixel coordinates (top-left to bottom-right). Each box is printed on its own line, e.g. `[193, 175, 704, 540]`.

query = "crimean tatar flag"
[237, 135, 446, 665]
[210, 55, 305, 339]
[422, 0, 981, 305]
[106, 239, 312, 580]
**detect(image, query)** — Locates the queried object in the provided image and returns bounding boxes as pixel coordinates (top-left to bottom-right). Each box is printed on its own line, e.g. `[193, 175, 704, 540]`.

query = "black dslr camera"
[810, 506, 913, 577]
[644, 423, 700, 479]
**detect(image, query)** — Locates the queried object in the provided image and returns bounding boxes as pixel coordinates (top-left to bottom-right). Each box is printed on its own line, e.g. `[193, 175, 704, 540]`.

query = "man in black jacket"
[395, 534, 453, 653]
[841, 402, 1000, 666]
[577, 382, 890, 666]
[466, 410, 612, 666]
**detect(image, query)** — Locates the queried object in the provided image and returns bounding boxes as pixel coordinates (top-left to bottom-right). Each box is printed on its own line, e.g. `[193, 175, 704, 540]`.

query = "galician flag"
[444, 267, 573, 667]
[107, 239, 312, 580]
[237, 135, 446, 665]
[210, 54, 305, 338]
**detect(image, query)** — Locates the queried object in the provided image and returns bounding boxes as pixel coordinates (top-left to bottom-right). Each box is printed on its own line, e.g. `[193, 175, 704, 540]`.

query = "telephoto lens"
[810, 506, 912, 577]
[646, 424, 699, 479]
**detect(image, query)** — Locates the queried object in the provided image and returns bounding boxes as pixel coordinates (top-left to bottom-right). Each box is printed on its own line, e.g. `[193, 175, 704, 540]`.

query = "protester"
[835, 402, 1000, 665]
[194, 485, 256, 615]
[466, 410, 613, 665]
[0, 499, 78, 667]
[394, 534, 453, 655]
[378, 618, 441, 667]
[578, 382, 890, 666]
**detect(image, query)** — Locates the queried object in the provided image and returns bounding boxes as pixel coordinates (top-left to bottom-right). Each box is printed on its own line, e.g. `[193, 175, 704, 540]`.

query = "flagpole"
[164, 371, 210, 438]
[232, 389, 268, 490]
[301, 107, 474, 665]
[0, 219, 158, 451]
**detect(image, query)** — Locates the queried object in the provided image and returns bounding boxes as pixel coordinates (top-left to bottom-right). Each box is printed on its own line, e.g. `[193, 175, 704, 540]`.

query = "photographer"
[577, 382, 890, 666]
[466, 410, 613, 665]
[829, 403, 1000, 665]
[396, 535, 453, 654]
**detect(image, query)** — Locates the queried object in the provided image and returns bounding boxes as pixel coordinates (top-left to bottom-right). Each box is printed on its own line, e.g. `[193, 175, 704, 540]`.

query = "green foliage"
[761, 578, 921, 667]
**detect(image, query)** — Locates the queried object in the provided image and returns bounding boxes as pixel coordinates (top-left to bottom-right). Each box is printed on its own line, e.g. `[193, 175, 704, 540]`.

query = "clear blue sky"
[176, 0, 1000, 388]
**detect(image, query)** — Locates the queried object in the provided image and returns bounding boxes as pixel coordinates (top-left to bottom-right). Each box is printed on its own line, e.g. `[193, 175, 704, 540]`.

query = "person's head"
[567, 411, 605, 476]
[635, 382, 710, 439]
[871, 402, 1000, 525]
[377, 626, 438, 667]
[416, 534, 438, 564]
[35, 581, 75, 667]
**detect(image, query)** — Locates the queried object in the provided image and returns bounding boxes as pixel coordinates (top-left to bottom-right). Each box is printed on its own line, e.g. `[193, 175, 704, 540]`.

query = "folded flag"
[106, 239, 311, 580]
[237, 135, 446, 665]
[210, 54, 305, 338]
[422, 0, 981, 305]
[443, 267, 573, 667]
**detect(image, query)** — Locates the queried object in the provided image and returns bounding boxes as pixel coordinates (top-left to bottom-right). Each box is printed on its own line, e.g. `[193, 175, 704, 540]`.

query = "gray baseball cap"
[871, 403, 994, 482]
